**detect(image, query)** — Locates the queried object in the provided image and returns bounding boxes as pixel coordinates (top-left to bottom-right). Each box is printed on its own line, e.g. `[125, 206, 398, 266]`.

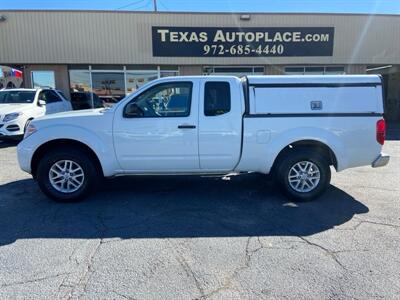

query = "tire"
[275, 149, 331, 201]
[36, 148, 98, 202]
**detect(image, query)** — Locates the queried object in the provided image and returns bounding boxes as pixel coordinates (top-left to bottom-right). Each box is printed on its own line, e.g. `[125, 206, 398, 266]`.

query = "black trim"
[177, 125, 196, 129]
[249, 82, 381, 88]
[377, 73, 385, 101]
[244, 112, 383, 118]
[241, 76, 250, 115]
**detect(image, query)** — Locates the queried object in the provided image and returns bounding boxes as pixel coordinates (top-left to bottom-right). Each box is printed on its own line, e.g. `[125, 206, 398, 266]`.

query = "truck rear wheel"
[36, 148, 98, 202]
[275, 149, 331, 201]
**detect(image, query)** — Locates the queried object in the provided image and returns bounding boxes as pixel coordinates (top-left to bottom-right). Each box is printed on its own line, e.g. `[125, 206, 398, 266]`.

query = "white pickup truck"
[17, 75, 389, 202]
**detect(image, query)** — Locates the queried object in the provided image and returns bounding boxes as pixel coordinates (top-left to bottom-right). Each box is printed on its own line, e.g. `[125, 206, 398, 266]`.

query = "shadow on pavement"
[0, 140, 19, 149]
[0, 173, 369, 246]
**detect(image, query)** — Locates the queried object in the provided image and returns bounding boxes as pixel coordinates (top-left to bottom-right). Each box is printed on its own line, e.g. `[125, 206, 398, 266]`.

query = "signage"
[152, 26, 334, 57]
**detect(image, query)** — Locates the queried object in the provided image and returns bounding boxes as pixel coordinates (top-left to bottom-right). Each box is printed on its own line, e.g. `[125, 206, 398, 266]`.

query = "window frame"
[204, 81, 232, 117]
[123, 81, 193, 119]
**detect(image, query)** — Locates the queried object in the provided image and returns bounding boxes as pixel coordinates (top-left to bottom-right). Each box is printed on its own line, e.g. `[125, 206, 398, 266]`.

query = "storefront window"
[68, 66, 180, 107]
[69, 70, 91, 92]
[31, 71, 55, 88]
[160, 70, 179, 78]
[304, 67, 325, 75]
[285, 66, 345, 75]
[92, 72, 125, 105]
[203, 66, 264, 77]
[126, 71, 158, 94]
[325, 66, 346, 75]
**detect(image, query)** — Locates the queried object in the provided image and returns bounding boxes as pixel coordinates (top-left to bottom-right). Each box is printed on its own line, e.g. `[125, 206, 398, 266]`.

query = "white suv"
[0, 88, 72, 140]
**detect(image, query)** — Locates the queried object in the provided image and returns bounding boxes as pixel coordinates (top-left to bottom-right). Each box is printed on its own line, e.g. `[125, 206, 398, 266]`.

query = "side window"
[204, 82, 231, 116]
[38, 90, 62, 104]
[124, 82, 192, 118]
[57, 91, 68, 101]
[46, 90, 62, 103]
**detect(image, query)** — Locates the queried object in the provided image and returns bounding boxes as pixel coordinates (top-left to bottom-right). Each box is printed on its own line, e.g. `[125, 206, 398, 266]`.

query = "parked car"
[0, 88, 72, 140]
[17, 75, 389, 202]
[70, 92, 104, 110]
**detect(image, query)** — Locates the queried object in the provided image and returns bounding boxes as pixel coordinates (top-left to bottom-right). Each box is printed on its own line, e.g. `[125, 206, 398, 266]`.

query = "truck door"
[113, 80, 200, 172]
[198, 78, 243, 171]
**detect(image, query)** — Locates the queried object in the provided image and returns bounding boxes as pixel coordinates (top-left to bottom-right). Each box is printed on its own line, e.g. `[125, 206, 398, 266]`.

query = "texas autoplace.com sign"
[152, 26, 334, 57]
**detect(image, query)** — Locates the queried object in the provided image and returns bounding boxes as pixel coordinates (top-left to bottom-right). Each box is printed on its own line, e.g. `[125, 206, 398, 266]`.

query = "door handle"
[178, 124, 196, 129]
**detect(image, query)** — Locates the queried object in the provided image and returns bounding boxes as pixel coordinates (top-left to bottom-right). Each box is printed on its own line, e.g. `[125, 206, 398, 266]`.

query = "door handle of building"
[178, 124, 196, 129]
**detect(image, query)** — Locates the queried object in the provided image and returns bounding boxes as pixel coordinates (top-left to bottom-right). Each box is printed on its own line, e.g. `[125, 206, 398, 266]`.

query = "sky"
[0, 0, 399, 14]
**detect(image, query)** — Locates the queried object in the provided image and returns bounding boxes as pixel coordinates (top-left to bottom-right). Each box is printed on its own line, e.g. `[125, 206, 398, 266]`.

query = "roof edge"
[0, 9, 399, 17]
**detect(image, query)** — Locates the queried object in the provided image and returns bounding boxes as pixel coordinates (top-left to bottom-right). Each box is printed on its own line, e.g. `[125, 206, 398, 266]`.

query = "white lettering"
[170, 32, 179, 42]
[273, 32, 283, 42]
[199, 32, 208, 42]
[213, 30, 226, 42]
[157, 29, 169, 42]
[282, 32, 292, 42]
[179, 32, 189, 42]
[293, 32, 301, 42]
[245, 32, 255, 42]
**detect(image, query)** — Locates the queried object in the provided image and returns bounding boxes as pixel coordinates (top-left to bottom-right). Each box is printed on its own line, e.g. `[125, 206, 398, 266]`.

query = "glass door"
[91, 72, 125, 106]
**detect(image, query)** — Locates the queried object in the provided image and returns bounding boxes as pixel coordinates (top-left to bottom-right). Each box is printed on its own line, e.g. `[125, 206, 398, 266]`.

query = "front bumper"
[372, 153, 390, 168]
[0, 120, 24, 138]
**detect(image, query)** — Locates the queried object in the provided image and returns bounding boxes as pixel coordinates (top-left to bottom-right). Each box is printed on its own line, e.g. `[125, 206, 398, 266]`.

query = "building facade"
[0, 10, 399, 121]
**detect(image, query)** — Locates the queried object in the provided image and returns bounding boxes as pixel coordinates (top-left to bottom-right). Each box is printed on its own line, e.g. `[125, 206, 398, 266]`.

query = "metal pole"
[89, 65, 94, 108]
[153, 0, 157, 12]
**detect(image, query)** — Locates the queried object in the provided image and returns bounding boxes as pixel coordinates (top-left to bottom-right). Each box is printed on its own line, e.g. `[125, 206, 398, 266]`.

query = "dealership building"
[0, 10, 399, 121]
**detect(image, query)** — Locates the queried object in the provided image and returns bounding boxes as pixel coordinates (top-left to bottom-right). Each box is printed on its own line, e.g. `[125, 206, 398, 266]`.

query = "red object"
[12, 68, 23, 78]
[376, 119, 386, 145]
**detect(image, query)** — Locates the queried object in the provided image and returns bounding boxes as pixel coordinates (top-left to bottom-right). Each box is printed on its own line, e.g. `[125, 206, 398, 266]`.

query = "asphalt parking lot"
[0, 135, 399, 299]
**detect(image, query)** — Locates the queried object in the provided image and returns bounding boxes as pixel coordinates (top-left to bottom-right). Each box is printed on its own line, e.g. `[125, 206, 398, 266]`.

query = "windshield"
[0, 91, 36, 104]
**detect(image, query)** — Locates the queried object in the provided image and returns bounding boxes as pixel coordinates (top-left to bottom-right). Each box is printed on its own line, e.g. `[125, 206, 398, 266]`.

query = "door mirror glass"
[38, 99, 46, 106]
[124, 102, 144, 118]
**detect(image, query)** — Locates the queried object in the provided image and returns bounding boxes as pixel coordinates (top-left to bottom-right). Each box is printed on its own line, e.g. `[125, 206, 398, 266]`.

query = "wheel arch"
[31, 139, 104, 179]
[271, 139, 338, 174]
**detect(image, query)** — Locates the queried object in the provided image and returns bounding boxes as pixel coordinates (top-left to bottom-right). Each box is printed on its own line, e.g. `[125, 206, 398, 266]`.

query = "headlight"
[24, 123, 37, 139]
[3, 112, 22, 122]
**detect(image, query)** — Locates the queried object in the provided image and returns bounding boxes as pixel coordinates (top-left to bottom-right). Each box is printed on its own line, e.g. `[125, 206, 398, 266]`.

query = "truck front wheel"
[275, 149, 331, 201]
[36, 148, 98, 202]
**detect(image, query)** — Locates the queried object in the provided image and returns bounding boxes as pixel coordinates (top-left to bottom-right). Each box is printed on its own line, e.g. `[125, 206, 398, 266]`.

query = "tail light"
[376, 119, 386, 145]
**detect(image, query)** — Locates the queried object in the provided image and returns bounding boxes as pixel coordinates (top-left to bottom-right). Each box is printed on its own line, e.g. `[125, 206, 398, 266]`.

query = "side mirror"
[38, 99, 46, 106]
[124, 103, 144, 118]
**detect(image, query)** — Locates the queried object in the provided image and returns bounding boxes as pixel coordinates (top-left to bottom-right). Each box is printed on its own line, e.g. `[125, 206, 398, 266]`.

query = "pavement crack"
[176, 251, 205, 298]
[58, 238, 103, 300]
[297, 236, 347, 270]
[113, 290, 137, 299]
[200, 237, 258, 299]
[353, 219, 400, 229]
[1, 272, 72, 288]
[167, 239, 205, 299]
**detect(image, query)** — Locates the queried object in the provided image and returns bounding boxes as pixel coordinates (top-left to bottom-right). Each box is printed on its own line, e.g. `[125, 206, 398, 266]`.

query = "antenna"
[153, 0, 158, 12]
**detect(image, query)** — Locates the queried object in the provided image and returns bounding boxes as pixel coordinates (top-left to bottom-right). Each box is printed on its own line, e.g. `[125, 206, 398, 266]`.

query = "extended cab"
[17, 75, 389, 202]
